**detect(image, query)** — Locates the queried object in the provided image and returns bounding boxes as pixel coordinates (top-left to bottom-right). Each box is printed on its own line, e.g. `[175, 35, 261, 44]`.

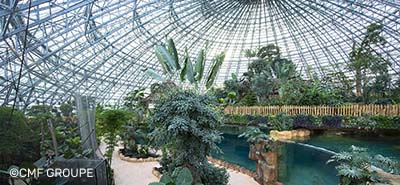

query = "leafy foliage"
[220, 23, 398, 106]
[148, 90, 229, 184]
[97, 109, 131, 164]
[60, 101, 74, 117]
[347, 23, 392, 103]
[146, 38, 225, 90]
[150, 167, 194, 185]
[345, 114, 377, 130]
[327, 145, 399, 184]
[0, 107, 33, 169]
[26, 103, 91, 159]
[238, 126, 268, 143]
[223, 73, 240, 98]
[293, 114, 316, 128]
[321, 115, 342, 128]
[269, 112, 293, 131]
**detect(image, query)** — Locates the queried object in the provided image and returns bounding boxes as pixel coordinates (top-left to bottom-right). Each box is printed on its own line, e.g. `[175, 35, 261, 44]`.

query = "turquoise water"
[214, 134, 256, 171]
[216, 132, 400, 185]
[301, 133, 400, 161]
[278, 142, 338, 185]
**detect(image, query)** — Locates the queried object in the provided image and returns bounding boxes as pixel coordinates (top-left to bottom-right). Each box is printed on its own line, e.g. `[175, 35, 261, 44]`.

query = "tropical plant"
[145, 38, 225, 89]
[243, 44, 298, 103]
[26, 105, 57, 157]
[123, 89, 148, 112]
[27, 104, 55, 123]
[321, 115, 342, 128]
[60, 101, 74, 117]
[277, 78, 303, 105]
[121, 88, 154, 156]
[56, 128, 91, 159]
[347, 23, 388, 100]
[327, 145, 399, 185]
[148, 90, 229, 185]
[97, 109, 131, 165]
[346, 113, 377, 130]
[293, 114, 315, 128]
[390, 79, 400, 103]
[250, 73, 275, 102]
[124, 90, 147, 130]
[240, 92, 257, 106]
[149, 167, 194, 185]
[238, 126, 268, 143]
[0, 107, 33, 170]
[226, 91, 237, 105]
[223, 73, 240, 99]
[269, 112, 293, 131]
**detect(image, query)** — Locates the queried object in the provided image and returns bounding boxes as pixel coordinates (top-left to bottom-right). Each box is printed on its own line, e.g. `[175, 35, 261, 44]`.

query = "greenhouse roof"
[1, 0, 399, 106]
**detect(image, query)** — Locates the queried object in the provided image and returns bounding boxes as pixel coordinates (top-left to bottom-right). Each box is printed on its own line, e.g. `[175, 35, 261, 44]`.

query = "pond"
[300, 133, 400, 161]
[214, 131, 400, 185]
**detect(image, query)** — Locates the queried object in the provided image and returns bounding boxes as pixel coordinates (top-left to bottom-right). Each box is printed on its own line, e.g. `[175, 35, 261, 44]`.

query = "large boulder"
[249, 140, 281, 185]
[270, 129, 311, 140]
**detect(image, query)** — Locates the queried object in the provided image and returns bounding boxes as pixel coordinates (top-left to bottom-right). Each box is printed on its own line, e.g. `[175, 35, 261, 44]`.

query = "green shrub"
[224, 114, 248, 124]
[226, 113, 400, 131]
[327, 145, 399, 184]
[393, 117, 400, 129]
[149, 90, 228, 184]
[345, 114, 377, 130]
[0, 107, 33, 169]
[313, 116, 322, 127]
[238, 126, 268, 143]
[150, 167, 193, 185]
[321, 115, 342, 128]
[240, 92, 257, 106]
[97, 109, 131, 165]
[371, 115, 395, 129]
[293, 114, 315, 127]
[269, 112, 293, 131]
[199, 163, 229, 185]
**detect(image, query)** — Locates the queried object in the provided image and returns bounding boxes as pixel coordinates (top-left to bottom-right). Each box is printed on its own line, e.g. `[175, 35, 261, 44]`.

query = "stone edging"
[208, 157, 257, 178]
[118, 150, 161, 163]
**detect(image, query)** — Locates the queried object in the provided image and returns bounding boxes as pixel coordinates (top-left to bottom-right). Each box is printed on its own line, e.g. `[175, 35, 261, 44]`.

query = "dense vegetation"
[149, 90, 229, 185]
[97, 109, 131, 164]
[218, 23, 399, 106]
[327, 146, 399, 184]
[0, 102, 92, 184]
[1, 23, 399, 185]
[225, 113, 400, 130]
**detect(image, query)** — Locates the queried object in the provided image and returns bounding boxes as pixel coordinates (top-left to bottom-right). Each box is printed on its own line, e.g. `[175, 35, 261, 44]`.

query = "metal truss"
[0, 0, 399, 107]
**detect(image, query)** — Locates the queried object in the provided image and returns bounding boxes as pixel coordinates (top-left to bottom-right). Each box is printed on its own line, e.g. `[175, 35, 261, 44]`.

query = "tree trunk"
[355, 69, 362, 97]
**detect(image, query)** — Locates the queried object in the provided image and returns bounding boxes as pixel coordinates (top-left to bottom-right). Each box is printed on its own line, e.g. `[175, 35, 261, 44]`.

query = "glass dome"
[1, 0, 399, 105]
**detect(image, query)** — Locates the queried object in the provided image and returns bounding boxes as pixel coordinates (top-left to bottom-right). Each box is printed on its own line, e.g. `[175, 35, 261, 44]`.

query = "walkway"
[103, 147, 257, 184]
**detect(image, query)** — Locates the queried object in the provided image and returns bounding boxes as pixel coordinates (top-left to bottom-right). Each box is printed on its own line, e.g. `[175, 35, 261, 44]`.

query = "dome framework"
[0, 0, 399, 107]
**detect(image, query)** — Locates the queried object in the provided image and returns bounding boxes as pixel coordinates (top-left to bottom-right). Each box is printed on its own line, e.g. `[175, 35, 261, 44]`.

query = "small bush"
[321, 115, 342, 128]
[240, 92, 257, 106]
[345, 114, 377, 130]
[293, 114, 315, 128]
[199, 164, 230, 185]
[392, 117, 400, 129]
[248, 115, 268, 125]
[327, 145, 399, 184]
[372, 115, 395, 129]
[238, 126, 268, 143]
[270, 112, 293, 131]
[149, 90, 228, 184]
[225, 114, 248, 124]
